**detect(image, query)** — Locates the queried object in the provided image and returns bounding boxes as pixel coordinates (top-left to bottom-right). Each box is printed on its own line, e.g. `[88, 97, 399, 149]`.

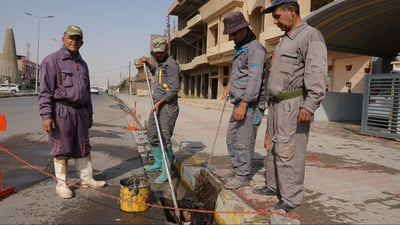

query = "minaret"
[0, 28, 19, 84]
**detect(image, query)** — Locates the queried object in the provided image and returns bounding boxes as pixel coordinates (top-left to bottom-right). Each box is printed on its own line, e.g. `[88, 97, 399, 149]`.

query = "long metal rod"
[143, 63, 180, 223]
[205, 97, 227, 177]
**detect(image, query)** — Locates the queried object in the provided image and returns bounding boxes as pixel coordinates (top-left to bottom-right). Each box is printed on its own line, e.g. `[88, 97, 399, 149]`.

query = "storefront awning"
[305, 0, 400, 57]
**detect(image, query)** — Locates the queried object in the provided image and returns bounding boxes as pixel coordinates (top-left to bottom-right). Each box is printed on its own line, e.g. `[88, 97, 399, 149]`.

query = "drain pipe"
[143, 63, 181, 223]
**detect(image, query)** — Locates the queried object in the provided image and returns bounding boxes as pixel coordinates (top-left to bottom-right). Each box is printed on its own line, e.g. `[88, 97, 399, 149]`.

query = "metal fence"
[361, 73, 400, 140]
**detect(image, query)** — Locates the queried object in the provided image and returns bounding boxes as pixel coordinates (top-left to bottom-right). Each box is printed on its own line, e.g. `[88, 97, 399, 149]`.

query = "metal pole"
[24, 13, 54, 93]
[35, 17, 40, 94]
[143, 63, 180, 223]
[167, 15, 171, 56]
[128, 61, 131, 95]
[205, 97, 227, 176]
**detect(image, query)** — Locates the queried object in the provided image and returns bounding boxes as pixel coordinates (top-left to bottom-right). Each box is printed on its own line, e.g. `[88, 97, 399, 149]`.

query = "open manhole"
[160, 169, 221, 225]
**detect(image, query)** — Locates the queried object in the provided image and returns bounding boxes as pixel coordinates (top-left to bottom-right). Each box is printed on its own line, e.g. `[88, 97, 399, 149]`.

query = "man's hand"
[152, 102, 160, 114]
[152, 98, 166, 114]
[297, 107, 313, 123]
[223, 83, 230, 99]
[89, 117, 93, 128]
[234, 101, 248, 121]
[140, 56, 151, 68]
[42, 119, 55, 133]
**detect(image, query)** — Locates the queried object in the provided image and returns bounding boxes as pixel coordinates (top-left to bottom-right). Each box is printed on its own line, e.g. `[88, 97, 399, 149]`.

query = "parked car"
[0, 84, 19, 93]
[90, 87, 100, 94]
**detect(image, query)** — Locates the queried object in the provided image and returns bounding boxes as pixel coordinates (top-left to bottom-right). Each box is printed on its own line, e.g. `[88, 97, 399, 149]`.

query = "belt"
[270, 88, 304, 102]
[54, 99, 82, 108]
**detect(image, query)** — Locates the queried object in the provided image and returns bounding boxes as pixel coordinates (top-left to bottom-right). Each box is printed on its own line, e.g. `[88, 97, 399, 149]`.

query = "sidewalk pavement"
[115, 93, 400, 224]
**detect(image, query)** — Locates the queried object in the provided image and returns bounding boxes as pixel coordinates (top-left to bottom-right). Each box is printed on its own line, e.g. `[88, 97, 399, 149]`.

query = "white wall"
[314, 92, 363, 121]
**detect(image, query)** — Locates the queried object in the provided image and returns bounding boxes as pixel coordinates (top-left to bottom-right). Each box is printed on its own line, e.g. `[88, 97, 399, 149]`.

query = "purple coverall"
[38, 48, 93, 158]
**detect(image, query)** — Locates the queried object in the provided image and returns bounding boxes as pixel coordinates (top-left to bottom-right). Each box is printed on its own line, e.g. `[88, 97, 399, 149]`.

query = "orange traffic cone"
[0, 170, 16, 200]
[0, 114, 6, 131]
[0, 115, 15, 199]
[126, 101, 138, 130]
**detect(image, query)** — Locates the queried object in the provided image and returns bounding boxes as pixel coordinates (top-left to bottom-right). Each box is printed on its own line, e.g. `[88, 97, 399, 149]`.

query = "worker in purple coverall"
[38, 25, 105, 199]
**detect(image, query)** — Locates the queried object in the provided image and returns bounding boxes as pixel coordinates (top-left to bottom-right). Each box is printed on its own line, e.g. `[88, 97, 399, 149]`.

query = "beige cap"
[64, 25, 83, 37]
[151, 37, 168, 53]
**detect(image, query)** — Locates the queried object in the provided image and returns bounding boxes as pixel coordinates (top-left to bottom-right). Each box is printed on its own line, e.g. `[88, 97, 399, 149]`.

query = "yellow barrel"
[119, 177, 150, 213]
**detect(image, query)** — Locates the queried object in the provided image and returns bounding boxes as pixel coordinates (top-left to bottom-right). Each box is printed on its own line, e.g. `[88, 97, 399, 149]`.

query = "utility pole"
[107, 78, 109, 95]
[167, 15, 171, 55]
[128, 61, 131, 95]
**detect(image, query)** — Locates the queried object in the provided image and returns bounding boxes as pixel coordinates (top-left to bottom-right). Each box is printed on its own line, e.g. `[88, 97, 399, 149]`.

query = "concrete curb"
[0, 93, 38, 98]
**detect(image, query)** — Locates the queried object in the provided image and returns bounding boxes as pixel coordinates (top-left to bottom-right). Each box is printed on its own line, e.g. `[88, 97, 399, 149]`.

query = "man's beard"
[156, 55, 168, 63]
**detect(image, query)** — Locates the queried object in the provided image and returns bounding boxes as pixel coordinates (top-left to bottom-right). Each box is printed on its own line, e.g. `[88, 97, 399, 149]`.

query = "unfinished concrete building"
[166, 0, 399, 102]
[168, 0, 338, 100]
[168, 0, 268, 100]
[168, 0, 210, 99]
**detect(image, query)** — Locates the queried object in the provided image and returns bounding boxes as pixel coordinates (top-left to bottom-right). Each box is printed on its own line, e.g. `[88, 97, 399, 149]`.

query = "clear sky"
[0, 0, 175, 88]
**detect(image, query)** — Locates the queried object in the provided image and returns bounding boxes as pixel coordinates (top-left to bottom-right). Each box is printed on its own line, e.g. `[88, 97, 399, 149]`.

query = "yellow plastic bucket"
[119, 177, 150, 213]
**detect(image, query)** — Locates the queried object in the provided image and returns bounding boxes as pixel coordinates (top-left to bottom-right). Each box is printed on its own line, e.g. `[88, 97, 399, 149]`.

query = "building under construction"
[142, 0, 398, 100]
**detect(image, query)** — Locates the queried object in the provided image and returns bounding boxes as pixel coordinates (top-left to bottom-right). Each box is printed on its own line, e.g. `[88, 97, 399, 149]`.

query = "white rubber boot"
[75, 155, 106, 188]
[54, 158, 73, 199]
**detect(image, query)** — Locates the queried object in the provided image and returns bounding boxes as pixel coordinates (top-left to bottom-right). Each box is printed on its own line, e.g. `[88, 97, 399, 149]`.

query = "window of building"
[223, 66, 229, 75]
[209, 24, 218, 47]
[249, 7, 263, 40]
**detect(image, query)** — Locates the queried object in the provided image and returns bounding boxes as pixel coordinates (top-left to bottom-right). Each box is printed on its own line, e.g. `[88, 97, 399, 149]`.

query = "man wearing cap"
[252, 0, 327, 213]
[217, 11, 267, 190]
[39, 25, 106, 199]
[140, 37, 181, 184]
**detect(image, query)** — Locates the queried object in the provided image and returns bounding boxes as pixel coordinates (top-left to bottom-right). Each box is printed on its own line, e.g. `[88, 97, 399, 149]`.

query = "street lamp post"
[24, 12, 54, 93]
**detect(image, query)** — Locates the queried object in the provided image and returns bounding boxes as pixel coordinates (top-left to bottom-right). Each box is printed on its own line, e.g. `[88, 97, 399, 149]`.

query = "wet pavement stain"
[300, 190, 347, 224]
[89, 129, 125, 139]
[0, 131, 44, 142]
[55, 184, 167, 225]
[0, 134, 52, 191]
[310, 121, 400, 148]
[306, 152, 400, 175]
[382, 191, 400, 199]
[364, 196, 400, 209]
[92, 122, 126, 129]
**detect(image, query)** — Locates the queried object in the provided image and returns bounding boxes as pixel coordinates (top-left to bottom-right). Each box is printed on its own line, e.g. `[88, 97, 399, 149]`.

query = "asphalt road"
[0, 94, 170, 224]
